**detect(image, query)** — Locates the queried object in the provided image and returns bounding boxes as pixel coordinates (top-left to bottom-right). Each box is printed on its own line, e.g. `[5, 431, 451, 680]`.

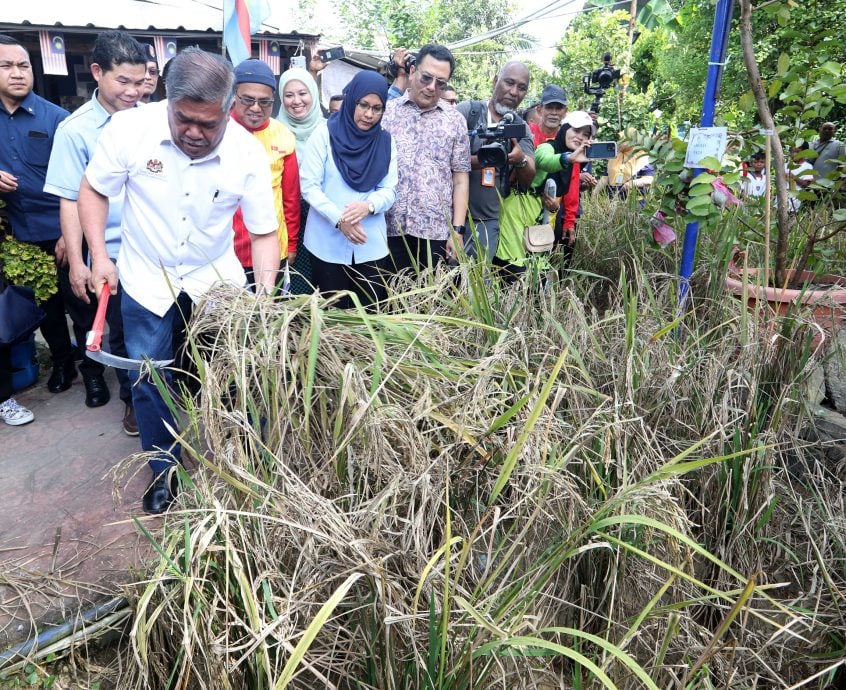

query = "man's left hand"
[54, 236, 68, 267]
[446, 231, 464, 260]
[507, 139, 527, 167]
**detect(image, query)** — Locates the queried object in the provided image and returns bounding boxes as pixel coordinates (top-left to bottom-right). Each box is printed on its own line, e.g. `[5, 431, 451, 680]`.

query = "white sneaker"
[0, 398, 35, 426]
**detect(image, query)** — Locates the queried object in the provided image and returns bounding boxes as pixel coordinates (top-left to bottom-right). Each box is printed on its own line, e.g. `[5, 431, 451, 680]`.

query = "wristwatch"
[367, 201, 376, 214]
[452, 224, 466, 234]
[514, 156, 528, 169]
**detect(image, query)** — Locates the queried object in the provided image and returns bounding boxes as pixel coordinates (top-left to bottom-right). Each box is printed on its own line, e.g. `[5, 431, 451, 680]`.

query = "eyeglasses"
[236, 94, 274, 109]
[443, 98, 458, 106]
[418, 72, 448, 91]
[355, 100, 384, 115]
[146, 67, 160, 77]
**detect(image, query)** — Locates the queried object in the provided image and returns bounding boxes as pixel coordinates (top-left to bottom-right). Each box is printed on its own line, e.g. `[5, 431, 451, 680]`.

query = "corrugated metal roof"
[1, 0, 311, 36]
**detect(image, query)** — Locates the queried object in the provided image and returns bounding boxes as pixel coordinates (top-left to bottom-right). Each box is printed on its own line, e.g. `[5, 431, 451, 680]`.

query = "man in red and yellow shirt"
[230, 59, 300, 285]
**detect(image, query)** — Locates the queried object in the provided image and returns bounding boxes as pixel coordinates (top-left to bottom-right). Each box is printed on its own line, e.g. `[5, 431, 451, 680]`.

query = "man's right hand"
[69, 260, 93, 303]
[0, 170, 18, 193]
[392, 48, 412, 75]
[88, 257, 118, 297]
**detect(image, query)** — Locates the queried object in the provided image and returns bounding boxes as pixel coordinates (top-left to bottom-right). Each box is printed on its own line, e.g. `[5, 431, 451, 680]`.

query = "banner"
[153, 36, 179, 72]
[223, 0, 271, 66]
[38, 31, 67, 76]
[258, 40, 280, 75]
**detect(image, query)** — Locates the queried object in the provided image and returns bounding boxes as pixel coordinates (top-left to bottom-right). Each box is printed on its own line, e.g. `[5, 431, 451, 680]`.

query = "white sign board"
[684, 126, 728, 168]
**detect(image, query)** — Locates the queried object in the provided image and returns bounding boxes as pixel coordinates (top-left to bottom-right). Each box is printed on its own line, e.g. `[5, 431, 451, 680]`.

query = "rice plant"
[114, 202, 845, 689]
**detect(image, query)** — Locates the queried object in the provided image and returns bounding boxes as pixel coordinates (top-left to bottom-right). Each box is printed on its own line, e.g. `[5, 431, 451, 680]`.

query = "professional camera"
[387, 51, 417, 78]
[583, 52, 622, 113]
[471, 112, 525, 169]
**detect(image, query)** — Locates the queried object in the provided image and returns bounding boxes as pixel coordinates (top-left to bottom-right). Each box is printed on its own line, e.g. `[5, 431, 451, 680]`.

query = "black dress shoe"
[47, 360, 77, 393]
[142, 467, 179, 514]
[83, 373, 111, 407]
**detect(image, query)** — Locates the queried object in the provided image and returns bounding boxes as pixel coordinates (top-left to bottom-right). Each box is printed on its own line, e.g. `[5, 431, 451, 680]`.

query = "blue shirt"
[0, 91, 68, 242]
[44, 91, 125, 260]
[300, 122, 397, 264]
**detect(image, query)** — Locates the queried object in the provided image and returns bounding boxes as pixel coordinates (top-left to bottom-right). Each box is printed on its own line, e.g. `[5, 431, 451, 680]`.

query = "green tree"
[332, 0, 530, 101]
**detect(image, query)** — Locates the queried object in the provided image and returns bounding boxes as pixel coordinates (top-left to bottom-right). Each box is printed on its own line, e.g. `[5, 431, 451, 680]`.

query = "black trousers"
[57, 263, 132, 401]
[310, 254, 388, 310]
[28, 239, 73, 368]
[387, 235, 447, 274]
[0, 345, 11, 404]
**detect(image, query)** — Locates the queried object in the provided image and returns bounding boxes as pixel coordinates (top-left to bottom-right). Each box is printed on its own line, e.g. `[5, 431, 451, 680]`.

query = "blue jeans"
[122, 291, 192, 474]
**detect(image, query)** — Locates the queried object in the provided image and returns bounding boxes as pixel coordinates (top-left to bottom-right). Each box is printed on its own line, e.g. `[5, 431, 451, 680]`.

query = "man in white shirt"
[78, 47, 279, 513]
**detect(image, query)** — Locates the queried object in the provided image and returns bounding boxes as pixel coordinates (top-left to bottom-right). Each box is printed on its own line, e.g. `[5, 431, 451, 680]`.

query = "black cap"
[541, 84, 567, 106]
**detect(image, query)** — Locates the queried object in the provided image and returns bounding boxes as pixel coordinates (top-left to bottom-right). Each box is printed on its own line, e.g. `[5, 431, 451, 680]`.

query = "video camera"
[468, 112, 524, 196]
[583, 52, 621, 114]
[387, 51, 417, 78]
[470, 112, 524, 169]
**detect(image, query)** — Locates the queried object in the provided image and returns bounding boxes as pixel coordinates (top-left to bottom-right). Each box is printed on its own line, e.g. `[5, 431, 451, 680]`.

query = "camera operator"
[388, 47, 414, 100]
[456, 61, 535, 260]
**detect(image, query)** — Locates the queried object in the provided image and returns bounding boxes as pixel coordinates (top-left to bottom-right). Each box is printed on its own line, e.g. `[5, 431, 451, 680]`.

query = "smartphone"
[318, 46, 345, 62]
[544, 178, 557, 197]
[586, 142, 617, 159]
[290, 55, 307, 69]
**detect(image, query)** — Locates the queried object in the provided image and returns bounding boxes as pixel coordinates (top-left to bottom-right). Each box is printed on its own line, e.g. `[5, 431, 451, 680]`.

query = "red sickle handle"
[86, 288, 110, 352]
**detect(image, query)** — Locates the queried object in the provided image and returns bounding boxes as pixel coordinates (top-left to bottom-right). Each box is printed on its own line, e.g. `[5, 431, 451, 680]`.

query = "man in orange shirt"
[230, 59, 300, 287]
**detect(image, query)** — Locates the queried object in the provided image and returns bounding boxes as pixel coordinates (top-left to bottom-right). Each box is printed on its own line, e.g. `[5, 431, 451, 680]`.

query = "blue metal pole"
[678, 0, 736, 310]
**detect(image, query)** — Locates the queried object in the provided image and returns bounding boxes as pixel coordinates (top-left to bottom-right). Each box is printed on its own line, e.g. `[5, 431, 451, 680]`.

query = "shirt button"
[182, 217, 186, 221]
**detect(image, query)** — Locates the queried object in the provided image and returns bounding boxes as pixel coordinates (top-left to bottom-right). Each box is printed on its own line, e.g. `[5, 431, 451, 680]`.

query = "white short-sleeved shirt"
[84, 100, 277, 316]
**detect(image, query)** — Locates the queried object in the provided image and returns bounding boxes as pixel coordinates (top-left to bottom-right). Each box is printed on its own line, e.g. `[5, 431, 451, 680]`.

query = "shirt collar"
[397, 91, 445, 113]
[154, 100, 224, 163]
[0, 90, 38, 117]
[89, 89, 114, 128]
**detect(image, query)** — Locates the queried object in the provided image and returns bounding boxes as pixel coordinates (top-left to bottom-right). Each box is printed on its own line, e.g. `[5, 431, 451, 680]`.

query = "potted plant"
[630, 0, 846, 343]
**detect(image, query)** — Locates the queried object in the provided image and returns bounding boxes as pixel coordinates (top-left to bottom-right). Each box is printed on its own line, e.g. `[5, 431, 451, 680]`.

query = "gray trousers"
[463, 219, 499, 261]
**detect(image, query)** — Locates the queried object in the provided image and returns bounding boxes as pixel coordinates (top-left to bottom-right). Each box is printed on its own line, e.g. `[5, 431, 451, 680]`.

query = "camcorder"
[583, 52, 622, 113]
[468, 112, 524, 196]
[387, 51, 417, 78]
[470, 113, 524, 169]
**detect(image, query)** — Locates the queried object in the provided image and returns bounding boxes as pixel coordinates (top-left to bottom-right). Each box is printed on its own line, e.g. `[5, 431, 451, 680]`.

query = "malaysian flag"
[38, 31, 67, 76]
[258, 40, 280, 74]
[153, 36, 179, 72]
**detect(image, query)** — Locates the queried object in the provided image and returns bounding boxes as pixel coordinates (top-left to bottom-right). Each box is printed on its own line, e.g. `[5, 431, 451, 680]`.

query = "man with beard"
[455, 62, 535, 261]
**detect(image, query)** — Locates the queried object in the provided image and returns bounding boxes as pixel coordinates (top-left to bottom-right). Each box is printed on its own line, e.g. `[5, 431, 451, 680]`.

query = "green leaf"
[739, 91, 756, 112]
[833, 209, 846, 222]
[688, 183, 714, 197]
[690, 172, 717, 185]
[697, 156, 722, 171]
[777, 52, 790, 76]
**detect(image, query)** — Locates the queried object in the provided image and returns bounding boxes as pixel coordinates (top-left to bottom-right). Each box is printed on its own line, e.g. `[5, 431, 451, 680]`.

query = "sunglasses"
[417, 72, 449, 91]
[236, 94, 274, 109]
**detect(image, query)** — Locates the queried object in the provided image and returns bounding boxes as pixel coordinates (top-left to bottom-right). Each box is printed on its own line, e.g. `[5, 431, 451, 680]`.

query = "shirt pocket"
[201, 192, 242, 231]
[24, 131, 52, 167]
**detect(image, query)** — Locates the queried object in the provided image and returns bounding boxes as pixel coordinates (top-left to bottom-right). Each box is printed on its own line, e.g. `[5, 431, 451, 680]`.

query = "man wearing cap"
[530, 84, 567, 147]
[230, 59, 300, 285]
[78, 48, 279, 514]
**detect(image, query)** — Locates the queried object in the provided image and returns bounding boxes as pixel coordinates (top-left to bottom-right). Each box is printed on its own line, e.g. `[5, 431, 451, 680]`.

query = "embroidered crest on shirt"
[146, 159, 164, 174]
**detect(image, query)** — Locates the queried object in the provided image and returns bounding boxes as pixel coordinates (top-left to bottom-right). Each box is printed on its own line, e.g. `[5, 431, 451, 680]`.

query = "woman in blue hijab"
[299, 71, 397, 309]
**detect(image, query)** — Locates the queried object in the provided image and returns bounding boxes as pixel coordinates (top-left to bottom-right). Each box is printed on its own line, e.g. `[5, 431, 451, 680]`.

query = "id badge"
[481, 167, 496, 187]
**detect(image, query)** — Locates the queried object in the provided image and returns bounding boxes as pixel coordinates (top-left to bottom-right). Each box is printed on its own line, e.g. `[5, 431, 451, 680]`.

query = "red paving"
[0, 364, 154, 645]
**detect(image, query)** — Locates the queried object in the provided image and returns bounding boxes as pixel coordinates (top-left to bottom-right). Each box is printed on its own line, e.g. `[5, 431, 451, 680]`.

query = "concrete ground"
[0, 359, 154, 646]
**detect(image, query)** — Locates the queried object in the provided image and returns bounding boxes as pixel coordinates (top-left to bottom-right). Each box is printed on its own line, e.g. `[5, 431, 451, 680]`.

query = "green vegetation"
[107, 196, 846, 688]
